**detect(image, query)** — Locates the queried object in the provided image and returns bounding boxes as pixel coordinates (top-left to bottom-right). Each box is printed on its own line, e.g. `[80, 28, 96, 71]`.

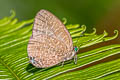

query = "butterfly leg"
[58, 61, 64, 67]
[60, 58, 67, 67]
[61, 61, 64, 67]
[74, 54, 77, 64]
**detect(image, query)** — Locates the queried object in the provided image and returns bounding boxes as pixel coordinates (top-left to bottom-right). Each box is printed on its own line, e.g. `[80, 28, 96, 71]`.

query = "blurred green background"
[0, 0, 120, 31]
[0, 0, 120, 42]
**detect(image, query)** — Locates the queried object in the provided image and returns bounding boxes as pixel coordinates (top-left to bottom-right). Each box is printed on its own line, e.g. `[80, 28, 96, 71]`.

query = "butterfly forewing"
[32, 10, 73, 51]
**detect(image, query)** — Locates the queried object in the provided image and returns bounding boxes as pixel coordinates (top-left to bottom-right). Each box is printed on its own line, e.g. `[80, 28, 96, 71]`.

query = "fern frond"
[49, 59, 120, 80]
[0, 10, 119, 80]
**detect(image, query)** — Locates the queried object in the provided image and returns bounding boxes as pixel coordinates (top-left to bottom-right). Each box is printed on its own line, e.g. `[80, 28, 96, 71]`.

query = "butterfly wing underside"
[27, 34, 67, 68]
[32, 10, 73, 51]
[27, 10, 73, 68]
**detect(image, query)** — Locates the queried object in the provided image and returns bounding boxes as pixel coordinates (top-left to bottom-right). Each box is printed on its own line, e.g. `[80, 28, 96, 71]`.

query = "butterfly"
[27, 9, 78, 68]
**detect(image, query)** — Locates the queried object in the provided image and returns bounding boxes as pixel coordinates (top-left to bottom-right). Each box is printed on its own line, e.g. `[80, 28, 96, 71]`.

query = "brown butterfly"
[27, 9, 78, 68]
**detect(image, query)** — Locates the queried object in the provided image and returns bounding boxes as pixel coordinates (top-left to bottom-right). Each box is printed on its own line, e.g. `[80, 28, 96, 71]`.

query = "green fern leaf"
[0, 11, 119, 80]
[49, 59, 120, 80]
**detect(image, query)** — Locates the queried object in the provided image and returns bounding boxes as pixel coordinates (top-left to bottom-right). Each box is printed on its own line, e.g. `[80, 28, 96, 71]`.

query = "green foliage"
[0, 11, 120, 80]
[50, 59, 120, 80]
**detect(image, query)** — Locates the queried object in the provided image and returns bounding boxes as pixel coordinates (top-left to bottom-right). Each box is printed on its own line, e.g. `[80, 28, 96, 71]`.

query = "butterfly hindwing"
[27, 34, 67, 68]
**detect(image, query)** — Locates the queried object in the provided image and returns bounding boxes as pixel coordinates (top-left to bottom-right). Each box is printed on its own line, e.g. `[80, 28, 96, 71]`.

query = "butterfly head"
[74, 46, 79, 52]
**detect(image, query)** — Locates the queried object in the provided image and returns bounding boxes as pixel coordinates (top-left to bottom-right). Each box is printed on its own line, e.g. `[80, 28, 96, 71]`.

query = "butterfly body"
[27, 10, 78, 68]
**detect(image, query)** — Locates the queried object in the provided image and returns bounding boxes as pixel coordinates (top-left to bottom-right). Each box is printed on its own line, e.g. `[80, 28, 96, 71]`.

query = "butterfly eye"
[74, 46, 78, 52]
